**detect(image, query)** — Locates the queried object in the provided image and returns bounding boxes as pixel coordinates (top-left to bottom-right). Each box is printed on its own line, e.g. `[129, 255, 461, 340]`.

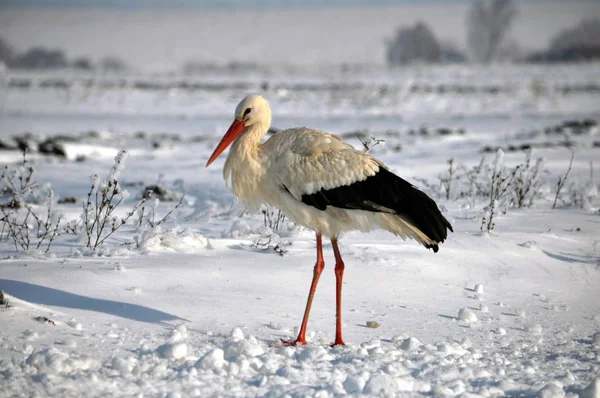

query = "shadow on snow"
[541, 250, 598, 265]
[0, 279, 188, 325]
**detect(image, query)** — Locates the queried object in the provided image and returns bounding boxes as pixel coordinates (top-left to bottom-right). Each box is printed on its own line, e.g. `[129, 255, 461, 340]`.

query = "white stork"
[206, 94, 453, 346]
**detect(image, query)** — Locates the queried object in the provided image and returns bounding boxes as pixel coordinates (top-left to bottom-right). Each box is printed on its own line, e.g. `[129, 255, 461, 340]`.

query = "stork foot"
[279, 338, 307, 347]
[330, 339, 346, 347]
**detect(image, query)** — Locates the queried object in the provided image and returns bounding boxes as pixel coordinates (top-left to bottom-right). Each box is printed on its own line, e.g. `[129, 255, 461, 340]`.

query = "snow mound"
[537, 381, 565, 398]
[581, 378, 600, 398]
[515, 308, 527, 318]
[458, 308, 478, 323]
[138, 226, 209, 253]
[363, 373, 398, 395]
[399, 337, 421, 351]
[196, 348, 226, 371]
[4, 320, 600, 397]
[226, 219, 253, 238]
[518, 241, 537, 248]
[230, 327, 245, 341]
[26, 347, 101, 373]
[526, 324, 544, 335]
[67, 318, 83, 330]
[158, 342, 188, 359]
[436, 341, 469, 357]
[344, 374, 367, 393]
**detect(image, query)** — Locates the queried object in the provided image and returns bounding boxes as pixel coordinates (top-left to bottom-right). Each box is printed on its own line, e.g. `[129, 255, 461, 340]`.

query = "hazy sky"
[1, 1, 599, 71]
[1, 0, 596, 9]
[2, 0, 438, 9]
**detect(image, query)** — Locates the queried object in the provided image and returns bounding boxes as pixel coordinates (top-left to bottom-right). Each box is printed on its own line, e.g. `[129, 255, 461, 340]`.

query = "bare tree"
[550, 18, 600, 53]
[12, 47, 69, 69]
[467, 0, 518, 63]
[530, 18, 600, 62]
[0, 36, 15, 66]
[386, 21, 442, 65]
[99, 56, 129, 72]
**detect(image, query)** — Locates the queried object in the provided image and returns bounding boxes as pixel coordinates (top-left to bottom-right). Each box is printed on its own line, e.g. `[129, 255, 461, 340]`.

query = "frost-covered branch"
[137, 193, 186, 229]
[0, 152, 62, 254]
[438, 158, 460, 200]
[552, 151, 574, 209]
[81, 150, 148, 250]
[512, 150, 544, 208]
[481, 149, 519, 232]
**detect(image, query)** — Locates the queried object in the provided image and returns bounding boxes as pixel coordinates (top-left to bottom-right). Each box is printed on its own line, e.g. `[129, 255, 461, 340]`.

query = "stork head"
[206, 94, 272, 167]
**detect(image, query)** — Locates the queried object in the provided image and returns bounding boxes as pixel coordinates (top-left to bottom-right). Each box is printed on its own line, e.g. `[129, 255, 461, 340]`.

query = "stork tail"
[301, 167, 453, 251]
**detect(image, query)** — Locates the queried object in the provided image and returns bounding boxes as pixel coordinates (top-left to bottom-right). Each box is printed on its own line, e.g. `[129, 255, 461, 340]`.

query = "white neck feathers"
[222, 123, 269, 209]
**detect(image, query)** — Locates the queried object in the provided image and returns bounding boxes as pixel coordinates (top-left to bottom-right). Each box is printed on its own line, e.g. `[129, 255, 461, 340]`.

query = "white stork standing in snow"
[206, 94, 453, 346]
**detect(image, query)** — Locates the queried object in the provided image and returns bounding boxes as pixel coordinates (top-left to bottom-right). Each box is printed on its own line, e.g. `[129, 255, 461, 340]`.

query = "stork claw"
[330, 340, 346, 347]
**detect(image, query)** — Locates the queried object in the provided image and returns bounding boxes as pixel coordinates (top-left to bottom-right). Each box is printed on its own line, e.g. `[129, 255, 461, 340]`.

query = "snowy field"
[1, 64, 600, 397]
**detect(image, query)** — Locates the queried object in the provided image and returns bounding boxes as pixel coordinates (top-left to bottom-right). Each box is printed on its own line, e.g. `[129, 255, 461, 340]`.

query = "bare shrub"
[261, 205, 287, 231]
[438, 158, 460, 200]
[136, 194, 185, 229]
[563, 161, 597, 211]
[460, 156, 487, 207]
[512, 150, 544, 208]
[0, 152, 62, 254]
[552, 151, 574, 209]
[481, 149, 518, 232]
[358, 136, 385, 153]
[0, 152, 38, 209]
[82, 150, 147, 250]
[251, 235, 291, 257]
[419, 150, 545, 231]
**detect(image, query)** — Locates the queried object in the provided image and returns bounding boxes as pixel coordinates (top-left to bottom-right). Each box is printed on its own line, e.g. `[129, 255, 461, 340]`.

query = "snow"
[1, 64, 600, 397]
[581, 378, 600, 398]
[457, 308, 478, 323]
[399, 337, 421, 351]
[138, 226, 209, 253]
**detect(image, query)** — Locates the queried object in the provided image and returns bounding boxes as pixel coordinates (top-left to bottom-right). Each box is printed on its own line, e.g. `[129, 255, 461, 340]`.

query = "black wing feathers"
[301, 168, 453, 248]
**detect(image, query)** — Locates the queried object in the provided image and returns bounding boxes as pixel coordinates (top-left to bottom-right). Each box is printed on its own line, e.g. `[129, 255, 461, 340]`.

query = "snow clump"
[536, 381, 565, 398]
[581, 378, 600, 398]
[399, 337, 421, 351]
[196, 348, 225, 371]
[515, 308, 527, 318]
[458, 308, 478, 323]
[158, 342, 188, 359]
[26, 347, 101, 373]
[139, 226, 208, 253]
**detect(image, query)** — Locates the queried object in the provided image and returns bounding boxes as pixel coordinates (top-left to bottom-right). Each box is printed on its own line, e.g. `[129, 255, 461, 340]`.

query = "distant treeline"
[386, 1, 600, 66]
[1, 1, 599, 72]
[0, 37, 128, 71]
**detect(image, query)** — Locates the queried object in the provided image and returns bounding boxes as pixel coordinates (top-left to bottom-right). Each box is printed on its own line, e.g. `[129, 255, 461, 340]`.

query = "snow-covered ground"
[1, 64, 600, 397]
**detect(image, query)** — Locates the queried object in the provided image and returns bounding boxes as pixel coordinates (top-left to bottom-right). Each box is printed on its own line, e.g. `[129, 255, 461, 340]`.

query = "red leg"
[331, 237, 346, 346]
[281, 233, 324, 346]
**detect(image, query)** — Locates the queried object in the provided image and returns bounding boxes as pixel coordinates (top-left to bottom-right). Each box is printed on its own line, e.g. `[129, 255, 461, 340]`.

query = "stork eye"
[243, 108, 252, 116]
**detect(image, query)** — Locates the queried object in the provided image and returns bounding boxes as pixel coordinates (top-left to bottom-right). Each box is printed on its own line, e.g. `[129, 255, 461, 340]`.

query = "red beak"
[206, 119, 246, 167]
